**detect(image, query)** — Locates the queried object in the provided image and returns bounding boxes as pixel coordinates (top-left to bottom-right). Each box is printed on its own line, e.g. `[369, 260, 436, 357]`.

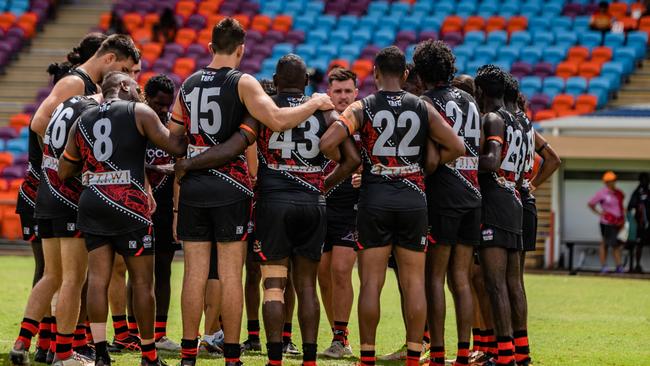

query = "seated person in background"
[153, 8, 178, 44]
[590, 2, 613, 33]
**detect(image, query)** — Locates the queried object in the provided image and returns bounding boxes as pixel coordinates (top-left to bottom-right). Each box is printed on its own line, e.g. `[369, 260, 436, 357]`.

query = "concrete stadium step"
[0, 0, 111, 124]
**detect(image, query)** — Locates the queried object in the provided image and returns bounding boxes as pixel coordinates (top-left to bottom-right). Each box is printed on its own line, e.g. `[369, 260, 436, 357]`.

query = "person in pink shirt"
[588, 171, 626, 273]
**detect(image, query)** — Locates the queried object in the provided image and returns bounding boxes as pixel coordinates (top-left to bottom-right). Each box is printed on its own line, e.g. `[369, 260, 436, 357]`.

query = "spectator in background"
[106, 10, 127, 35]
[628, 173, 649, 273]
[153, 8, 178, 44]
[588, 171, 626, 273]
[590, 1, 613, 43]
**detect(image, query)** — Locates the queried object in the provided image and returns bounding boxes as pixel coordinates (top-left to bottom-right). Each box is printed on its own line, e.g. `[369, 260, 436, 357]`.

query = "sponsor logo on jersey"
[129, 240, 137, 249]
[253, 240, 262, 253]
[23, 227, 30, 235]
[66, 222, 76, 232]
[482, 228, 494, 241]
[370, 163, 421, 177]
[342, 231, 357, 243]
[236, 226, 244, 235]
[143, 235, 152, 249]
[267, 163, 321, 173]
[42, 156, 59, 172]
[447, 156, 479, 171]
[247, 220, 254, 234]
[82, 170, 131, 186]
[421, 236, 427, 246]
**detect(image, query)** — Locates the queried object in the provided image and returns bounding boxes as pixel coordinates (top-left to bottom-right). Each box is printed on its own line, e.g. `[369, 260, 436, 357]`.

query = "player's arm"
[167, 93, 187, 136]
[320, 101, 364, 161]
[58, 122, 83, 180]
[174, 114, 259, 181]
[424, 101, 465, 164]
[135, 103, 187, 157]
[423, 138, 440, 175]
[529, 131, 561, 191]
[238, 74, 335, 132]
[479, 112, 505, 172]
[246, 142, 258, 186]
[32, 77, 86, 138]
[323, 109, 361, 191]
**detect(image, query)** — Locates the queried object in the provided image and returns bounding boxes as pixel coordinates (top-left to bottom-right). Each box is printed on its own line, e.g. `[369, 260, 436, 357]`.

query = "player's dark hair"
[517, 92, 527, 112]
[503, 73, 520, 104]
[451, 75, 476, 97]
[375, 46, 406, 78]
[260, 78, 276, 96]
[211, 18, 246, 54]
[95, 34, 140, 63]
[412, 39, 456, 85]
[101, 71, 131, 97]
[475, 64, 506, 98]
[327, 67, 357, 87]
[48, 33, 108, 85]
[144, 74, 175, 98]
[275, 53, 307, 90]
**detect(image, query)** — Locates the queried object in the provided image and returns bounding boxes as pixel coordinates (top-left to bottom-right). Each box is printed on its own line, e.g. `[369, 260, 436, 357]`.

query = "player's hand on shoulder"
[311, 93, 335, 111]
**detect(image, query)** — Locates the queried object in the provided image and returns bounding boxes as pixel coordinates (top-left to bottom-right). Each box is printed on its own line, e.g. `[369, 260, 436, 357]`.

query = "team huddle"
[9, 17, 561, 366]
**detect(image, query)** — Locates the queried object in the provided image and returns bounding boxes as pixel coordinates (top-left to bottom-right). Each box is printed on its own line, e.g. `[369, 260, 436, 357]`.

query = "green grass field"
[0, 256, 649, 366]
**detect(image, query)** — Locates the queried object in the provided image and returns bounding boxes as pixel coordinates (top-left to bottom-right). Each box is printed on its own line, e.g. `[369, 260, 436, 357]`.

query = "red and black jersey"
[257, 92, 328, 201]
[145, 138, 174, 207]
[516, 109, 536, 204]
[176, 67, 252, 207]
[357, 91, 429, 210]
[69, 68, 98, 96]
[424, 85, 482, 213]
[75, 100, 150, 235]
[35, 96, 98, 219]
[323, 133, 361, 208]
[479, 107, 524, 233]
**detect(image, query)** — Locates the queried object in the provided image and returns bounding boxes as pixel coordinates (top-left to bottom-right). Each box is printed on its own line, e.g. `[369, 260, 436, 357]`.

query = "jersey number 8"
[186, 87, 222, 135]
[93, 118, 113, 162]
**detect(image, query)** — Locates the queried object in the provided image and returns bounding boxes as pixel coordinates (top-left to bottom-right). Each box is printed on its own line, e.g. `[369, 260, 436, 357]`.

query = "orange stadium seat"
[329, 59, 350, 70]
[464, 16, 486, 32]
[352, 59, 373, 80]
[175, 28, 197, 48]
[9, 114, 30, 130]
[575, 94, 598, 114]
[0, 179, 8, 192]
[99, 12, 111, 30]
[579, 61, 602, 79]
[141, 42, 163, 63]
[19, 12, 38, 28]
[143, 13, 160, 29]
[507, 16, 528, 33]
[173, 57, 196, 79]
[534, 109, 557, 121]
[9, 179, 21, 192]
[591, 46, 613, 64]
[556, 61, 579, 78]
[272, 15, 293, 33]
[552, 94, 575, 111]
[631, 2, 647, 16]
[176, 0, 197, 20]
[441, 16, 463, 33]
[640, 16, 650, 28]
[233, 14, 251, 29]
[0, 12, 17, 31]
[608, 2, 628, 19]
[198, 28, 212, 46]
[138, 71, 157, 87]
[16, 20, 35, 38]
[122, 13, 143, 33]
[131, 27, 152, 45]
[207, 14, 227, 28]
[251, 14, 272, 32]
[198, 1, 221, 18]
[0, 206, 22, 240]
[486, 16, 507, 32]
[620, 17, 638, 30]
[0, 153, 13, 169]
[567, 46, 590, 63]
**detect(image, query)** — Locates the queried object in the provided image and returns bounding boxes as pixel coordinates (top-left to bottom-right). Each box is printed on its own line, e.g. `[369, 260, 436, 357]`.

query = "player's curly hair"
[475, 64, 506, 98]
[412, 40, 456, 86]
[144, 74, 175, 98]
[503, 72, 520, 104]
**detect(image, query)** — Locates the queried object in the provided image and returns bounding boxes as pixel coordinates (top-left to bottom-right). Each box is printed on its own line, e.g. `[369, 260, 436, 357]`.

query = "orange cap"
[602, 171, 617, 182]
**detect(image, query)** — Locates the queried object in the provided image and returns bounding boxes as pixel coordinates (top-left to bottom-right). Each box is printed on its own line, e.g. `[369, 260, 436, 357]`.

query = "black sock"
[224, 342, 241, 362]
[247, 319, 260, 341]
[95, 341, 108, 361]
[181, 338, 198, 360]
[267, 342, 283, 365]
[282, 323, 292, 344]
[303, 343, 317, 363]
[360, 350, 376, 366]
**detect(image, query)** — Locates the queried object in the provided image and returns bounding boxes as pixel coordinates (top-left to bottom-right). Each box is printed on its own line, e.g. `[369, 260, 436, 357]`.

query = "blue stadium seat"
[381, 16, 400, 31]
[454, 45, 475, 60]
[401, 15, 423, 32]
[551, 17, 573, 31]
[555, 31, 578, 47]
[587, 84, 609, 108]
[339, 44, 362, 60]
[295, 44, 316, 60]
[543, 46, 568, 66]
[310, 58, 330, 72]
[305, 2, 324, 14]
[359, 15, 380, 31]
[510, 31, 532, 47]
[604, 32, 626, 49]
[487, 31, 508, 47]
[351, 28, 372, 47]
[529, 18, 550, 34]
[405, 45, 416, 62]
[368, 1, 389, 15]
[434, 1, 455, 16]
[412, 1, 433, 14]
[331, 28, 351, 43]
[542, 2, 563, 16]
[466, 60, 485, 76]
[521, 76, 543, 99]
[494, 59, 513, 72]
[520, 47, 543, 65]
[500, 45, 521, 63]
[565, 76, 588, 96]
[293, 15, 316, 32]
[317, 44, 339, 60]
[579, 31, 603, 48]
[588, 76, 614, 94]
[455, 56, 467, 74]
[283, 2, 304, 14]
[475, 45, 497, 62]
[7, 138, 28, 154]
[573, 16, 591, 31]
[19, 127, 29, 138]
[390, 1, 410, 15]
[542, 76, 565, 99]
[374, 28, 396, 48]
[261, 2, 283, 14]
[307, 29, 329, 45]
[601, 62, 624, 88]
[456, 1, 477, 17]
[614, 48, 637, 75]
[319, 15, 337, 31]
[478, 2, 498, 17]
[627, 31, 649, 60]
[501, 1, 520, 15]
[520, 2, 541, 18]
[337, 15, 359, 31]
[272, 43, 294, 58]
[421, 15, 444, 32]
[533, 31, 555, 47]
[464, 31, 486, 46]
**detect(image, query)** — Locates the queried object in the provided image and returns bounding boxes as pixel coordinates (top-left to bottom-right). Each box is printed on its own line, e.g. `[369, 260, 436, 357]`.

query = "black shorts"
[85, 226, 155, 257]
[38, 217, 82, 239]
[177, 199, 252, 243]
[208, 245, 219, 280]
[253, 199, 326, 261]
[522, 204, 538, 252]
[324, 205, 357, 252]
[152, 206, 181, 252]
[600, 223, 621, 247]
[357, 206, 428, 252]
[480, 225, 522, 250]
[19, 213, 39, 242]
[429, 208, 481, 246]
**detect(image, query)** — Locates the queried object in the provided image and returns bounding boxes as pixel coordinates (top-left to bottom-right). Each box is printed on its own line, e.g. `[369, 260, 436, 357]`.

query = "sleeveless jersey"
[75, 100, 150, 235]
[177, 67, 252, 207]
[16, 68, 97, 215]
[358, 91, 429, 210]
[145, 135, 174, 207]
[424, 86, 482, 213]
[257, 92, 328, 202]
[323, 133, 361, 208]
[479, 108, 524, 233]
[35, 96, 98, 219]
[516, 109, 536, 205]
